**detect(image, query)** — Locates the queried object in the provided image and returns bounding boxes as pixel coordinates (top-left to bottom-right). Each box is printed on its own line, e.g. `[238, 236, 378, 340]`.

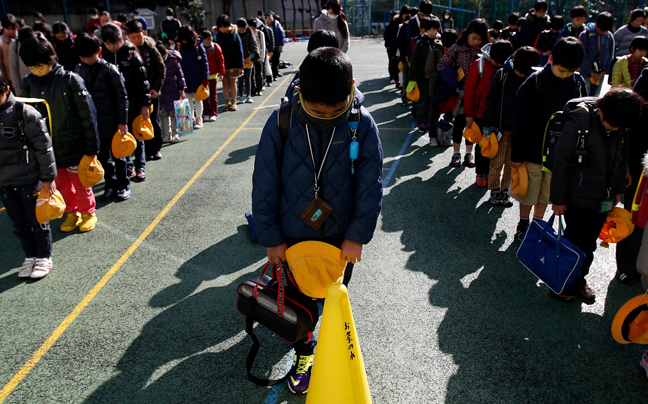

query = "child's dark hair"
[516, 17, 527, 28]
[326, 0, 349, 40]
[596, 87, 645, 128]
[200, 30, 212, 40]
[457, 19, 489, 47]
[551, 37, 585, 70]
[247, 18, 258, 28]
[550, 15, 565, 31]
[0, 14, 17, 29]
[631, 8, 647, 22]
[570, 5, 588, 19]
[166, 8, 175, 17]
[533, 1, 548, 12]
[399, 5, 411, 17]
[508, 13, 520, 26]
[216, 14, 230, 28]
[52, 21, 70, 35]
[492, 20, 504, 30]
[418, 0, 433, 16]
[307, 30, 339, 52]
[19, 33, 57, 67]
[33, 21, 52, 39]
[89, 8, 98, 15]
[101, 22, 123, 44]
[299, 47, 353, 106]
[17, 26, 36, 44]
[420, 17, 440, 31]
[441, 29, 459, 48]
[490, 40, 514, 64]
[124, 19, 144, 34]
[236, 18, 248, 28]
[596, 12, 614, 32]
[155, 42, 167, 56]
[75, 33, 101, 57]
[630, 36, 648, 53]
[512, 46, 541, 73]
[0, 70, 9, 93]
[177, 25, 198, 45]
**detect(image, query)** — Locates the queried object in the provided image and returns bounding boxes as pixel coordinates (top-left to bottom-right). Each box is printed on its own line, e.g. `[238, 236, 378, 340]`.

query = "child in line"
[236, 18, 259, 104]
[556, 5, 588, 42]
[409, 17, 442, 132]
[579, 12, 615, 97]
[200, 30, 225, 122]
[437, 18, 489, 168]
[489, 20, 503, 41]
[101, 23, 152, 182]
[214, 14, 244, 112]
[248, 18, 266, 96]
[0, 71, 57, 278]
[8, 26, 33, 96]
[20, 33, 100, 234]
[482, 46, 540, 205]
[611, 36, 648, 88]
[252, 47, 383, 395]
[464, 39, 514, 187]
[428, 29, 458, 146]
[511, 37, 587, 241]
[500, 13, 520, 42]
[75, 33, 131, 202]
[177, 25, 209, 129]
[534, 15, 564, 66]
[157, 43, 186, 144]
[51, 21, 80, 72]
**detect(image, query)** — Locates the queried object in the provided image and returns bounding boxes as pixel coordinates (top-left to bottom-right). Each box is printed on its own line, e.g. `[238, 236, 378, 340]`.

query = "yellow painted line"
[0, 75, 292, 403]
[243, 128, 264, 130]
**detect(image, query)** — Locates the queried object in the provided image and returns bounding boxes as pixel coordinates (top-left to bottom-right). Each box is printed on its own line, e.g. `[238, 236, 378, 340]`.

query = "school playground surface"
[0, 38, 645, 404]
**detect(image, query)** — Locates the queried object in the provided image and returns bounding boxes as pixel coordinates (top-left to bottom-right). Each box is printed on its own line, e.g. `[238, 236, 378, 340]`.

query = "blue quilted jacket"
[252, 89, 383, 248]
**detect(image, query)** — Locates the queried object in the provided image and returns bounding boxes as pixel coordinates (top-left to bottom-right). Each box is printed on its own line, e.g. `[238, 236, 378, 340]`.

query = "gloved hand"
[482, 126, 495, 138]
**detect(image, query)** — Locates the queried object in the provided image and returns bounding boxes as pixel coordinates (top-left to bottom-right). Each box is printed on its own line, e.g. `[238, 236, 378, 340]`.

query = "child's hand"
[179, 90, 186, 99]
[42, 181, 56, 195]
[552, 205, 567, 215]
[141, 106, 150, 120]
[118, 124, 128, 135]
[341, 239, 362, 263]
[465, 117, 474, 128]
[267, 243, 287, 265]
[150, 89, 158, 99]
[616, 194, 622, 205]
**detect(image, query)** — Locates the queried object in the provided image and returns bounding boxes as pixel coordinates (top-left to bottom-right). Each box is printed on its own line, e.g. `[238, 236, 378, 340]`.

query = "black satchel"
[236, 262, 317, 385]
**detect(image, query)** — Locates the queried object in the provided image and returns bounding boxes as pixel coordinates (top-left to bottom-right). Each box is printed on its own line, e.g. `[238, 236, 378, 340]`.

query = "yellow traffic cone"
[306, 282, 372, 404]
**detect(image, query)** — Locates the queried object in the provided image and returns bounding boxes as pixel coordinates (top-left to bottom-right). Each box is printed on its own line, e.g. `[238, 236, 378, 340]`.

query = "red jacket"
[464, 58, 498, 119]
[205, 43, 226, 78]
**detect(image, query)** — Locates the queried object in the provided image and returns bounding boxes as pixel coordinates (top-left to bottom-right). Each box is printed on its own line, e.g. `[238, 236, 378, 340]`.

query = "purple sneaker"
[287, 354, 314, 394]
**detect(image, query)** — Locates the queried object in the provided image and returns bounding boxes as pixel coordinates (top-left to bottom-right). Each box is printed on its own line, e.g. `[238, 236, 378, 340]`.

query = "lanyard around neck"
[305, 125, 336, 199]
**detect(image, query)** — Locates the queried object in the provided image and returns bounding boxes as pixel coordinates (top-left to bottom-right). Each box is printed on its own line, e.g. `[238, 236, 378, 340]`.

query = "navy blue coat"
[179, 38, 209, 93]
[252, 89, 383, 248]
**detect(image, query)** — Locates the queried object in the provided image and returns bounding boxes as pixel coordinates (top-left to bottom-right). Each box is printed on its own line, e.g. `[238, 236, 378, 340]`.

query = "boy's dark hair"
[508, 13, 520, 26]
[19, 34, 57, 67]
[307, 30, 339, 52]
[596, 12, 614, 32]
[512, 46, 541, 73]
[596, 88, 645, 128]
[418, 0, 433, 16]
[550, 15, 565, 31]
[419, 17, 437, 31]
[0, 70, 8, 93]
[490, 39, 514, 64]
[117, 13, 128, 24]
[457, 19, 489, 46]
[156, 42, 167, 56]
[166, 8, 175, 17]
[89, 8, 98, 15]
[441, 29, 459, 48]
[178, 25, 198, 44]
[216, 14, 230, 28]
[33, 21, 53, 39]
[399, 5, 411, 17]
[570, 5, 588, 19]
[236, 18, 248, 28]
[551, 37, 585, 70]
[516, 17, 527, 28]
[247, 18, 258, 28]
[17, 26, 36, 43]
[493, 20, 504, 30]
[75, 32, 101, 57]
[101, 22, 123, 44]
[51, 21, 70, 35]
[200, 30, 212, 40]
[299, 47, 353, 106]
[630, 36, 648, 53]
[1, 14, 18, 29]
[124, 19, 144, 34]
[631, 9, 647, 22]
[533, 1, 548, 12]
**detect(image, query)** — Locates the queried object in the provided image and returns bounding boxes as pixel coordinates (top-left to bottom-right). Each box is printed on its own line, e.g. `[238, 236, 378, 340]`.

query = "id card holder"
[300, 197, 333, 229]
[599, 199, 614, 213]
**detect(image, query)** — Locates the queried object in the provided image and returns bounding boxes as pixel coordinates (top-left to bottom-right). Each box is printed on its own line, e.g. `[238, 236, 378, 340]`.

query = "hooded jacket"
[268, 20, 285, 49]
[252, 89, 383, 248]
[519, 13, 549, 47]
[178, 37, 209, 93]
[410, 34, 442, 86]
[313, 12, 349, 53]
[21, 64, 100, 168]
[135, 36, 166, 93]
[579, 28, 615, 78]
[75, 58, 128, 138]
[483, 61, 529, 131]
[464, 54, 499, 119]
[550, 98, 629, 210]
[0, 92, 57, 187]
[160, 49, 186, 112]
[51, 35, 81, 72]
[238, 29, 260, 63]
[204, 42, 226, 79]
[215, 27, 245, 70]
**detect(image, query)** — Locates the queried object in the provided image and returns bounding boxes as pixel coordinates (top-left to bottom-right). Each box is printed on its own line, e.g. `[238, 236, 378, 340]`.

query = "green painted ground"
[0, 38, 646, 404]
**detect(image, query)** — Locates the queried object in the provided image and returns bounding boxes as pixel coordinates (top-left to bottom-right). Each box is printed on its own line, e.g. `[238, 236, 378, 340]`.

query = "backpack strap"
[15, 101, 26, 138]
[277, 101, 293, 144]
[244, 315, 289, 386]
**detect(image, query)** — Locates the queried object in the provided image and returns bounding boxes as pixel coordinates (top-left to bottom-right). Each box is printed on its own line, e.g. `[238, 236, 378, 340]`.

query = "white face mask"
[444, 15, 450, 19]
[327, 13, 338, 20]
[166, 16, 174, 21]
[91, 14, 98, 19]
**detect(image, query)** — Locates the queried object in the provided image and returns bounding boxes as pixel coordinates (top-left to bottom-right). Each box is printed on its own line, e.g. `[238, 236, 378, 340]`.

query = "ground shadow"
[224, 144, 258, 166]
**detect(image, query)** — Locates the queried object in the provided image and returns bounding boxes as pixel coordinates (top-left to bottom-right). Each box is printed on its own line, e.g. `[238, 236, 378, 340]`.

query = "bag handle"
[548, 213, 566, 258]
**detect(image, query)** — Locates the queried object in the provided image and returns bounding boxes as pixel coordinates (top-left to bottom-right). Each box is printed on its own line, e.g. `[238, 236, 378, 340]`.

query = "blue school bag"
[517, 214, 585, 294]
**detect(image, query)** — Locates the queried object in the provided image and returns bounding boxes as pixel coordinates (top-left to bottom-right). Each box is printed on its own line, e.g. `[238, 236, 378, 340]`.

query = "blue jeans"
[0, 182, 52, 258]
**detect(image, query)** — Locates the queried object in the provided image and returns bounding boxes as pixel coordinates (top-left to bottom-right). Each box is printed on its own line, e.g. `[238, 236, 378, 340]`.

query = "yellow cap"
[78, 155, 104, 188]
[511, 163, 529, 200]
[612, 295, 648, 344]
[35, 188, 66, 224]
[462, 121, 483, 144]
[599, 207, 635, 244]
[132, 115, 154, 141]
[479, 134, 499, 159]
[111, 130, 137, 159]
[286, 241, 347, 299]
[196, 83, 210, 102]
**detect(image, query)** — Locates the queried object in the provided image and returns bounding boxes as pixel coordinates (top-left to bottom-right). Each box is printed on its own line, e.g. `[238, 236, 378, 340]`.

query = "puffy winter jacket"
[0, 92, 57, 187]
[519, 14, 549, 47]
[252, 89, 383, 248]
[550, 98, 628, 210]
[51, 35, 80, 72]
[21, 64, 100, 168]
[75, 58, 128, 138]
[483, 61, 529, 131]
[178, 38, 209, 93]
[136, 36, 166, 93]
[215, 28, 244, 70]
[239, 29, 260, 63]
[269, 21, 285, 48]
[160, 49, 186, 112]
[579, 29, 615, 79]
[205, 43, 225, 78]
[464, 56, 499, 119]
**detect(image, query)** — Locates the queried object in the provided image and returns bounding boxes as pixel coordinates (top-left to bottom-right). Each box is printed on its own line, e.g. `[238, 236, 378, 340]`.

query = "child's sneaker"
[18, 257, 36, 278]
[429, 137, 439, 147]
[287, 354, 314, 394]
[489, 190, 502, 205]
[640, 350, 648, 378]
[101, 188, 114, 202]
[30, 257, 52, 279]
[516, 220, 530, 241]
[194, 117, 203, 129]
[476, 174, 488, 187]
[245, 95, 254, 103]
[500, 190, 514, 207]
[222, 102, 231, 111]
[79, 213, 97, 232]
[116, 188, 131, 201]
[237, 96, 246, 104]
[60, 212, 82, 232]
[576, 283, 596, 300]
[127, 166, 135, 178]
[450, 152, 461, 167]
[463, 153, 475, 168]
[136, 168, 147, 181]
[230, 103, 238, 111]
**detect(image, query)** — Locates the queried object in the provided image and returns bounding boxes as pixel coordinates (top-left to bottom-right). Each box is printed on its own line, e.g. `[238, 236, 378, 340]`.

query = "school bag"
[15, 98, 53, 136]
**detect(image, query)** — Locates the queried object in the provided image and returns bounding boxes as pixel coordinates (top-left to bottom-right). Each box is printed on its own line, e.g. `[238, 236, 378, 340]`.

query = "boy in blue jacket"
[252, 47, 383, 394]
[578, 12, 615, 96]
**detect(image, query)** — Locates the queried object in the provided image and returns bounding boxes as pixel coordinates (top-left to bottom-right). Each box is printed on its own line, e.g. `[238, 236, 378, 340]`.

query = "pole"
[62, 0, 69, 25]
[478, 0, 481, 18]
